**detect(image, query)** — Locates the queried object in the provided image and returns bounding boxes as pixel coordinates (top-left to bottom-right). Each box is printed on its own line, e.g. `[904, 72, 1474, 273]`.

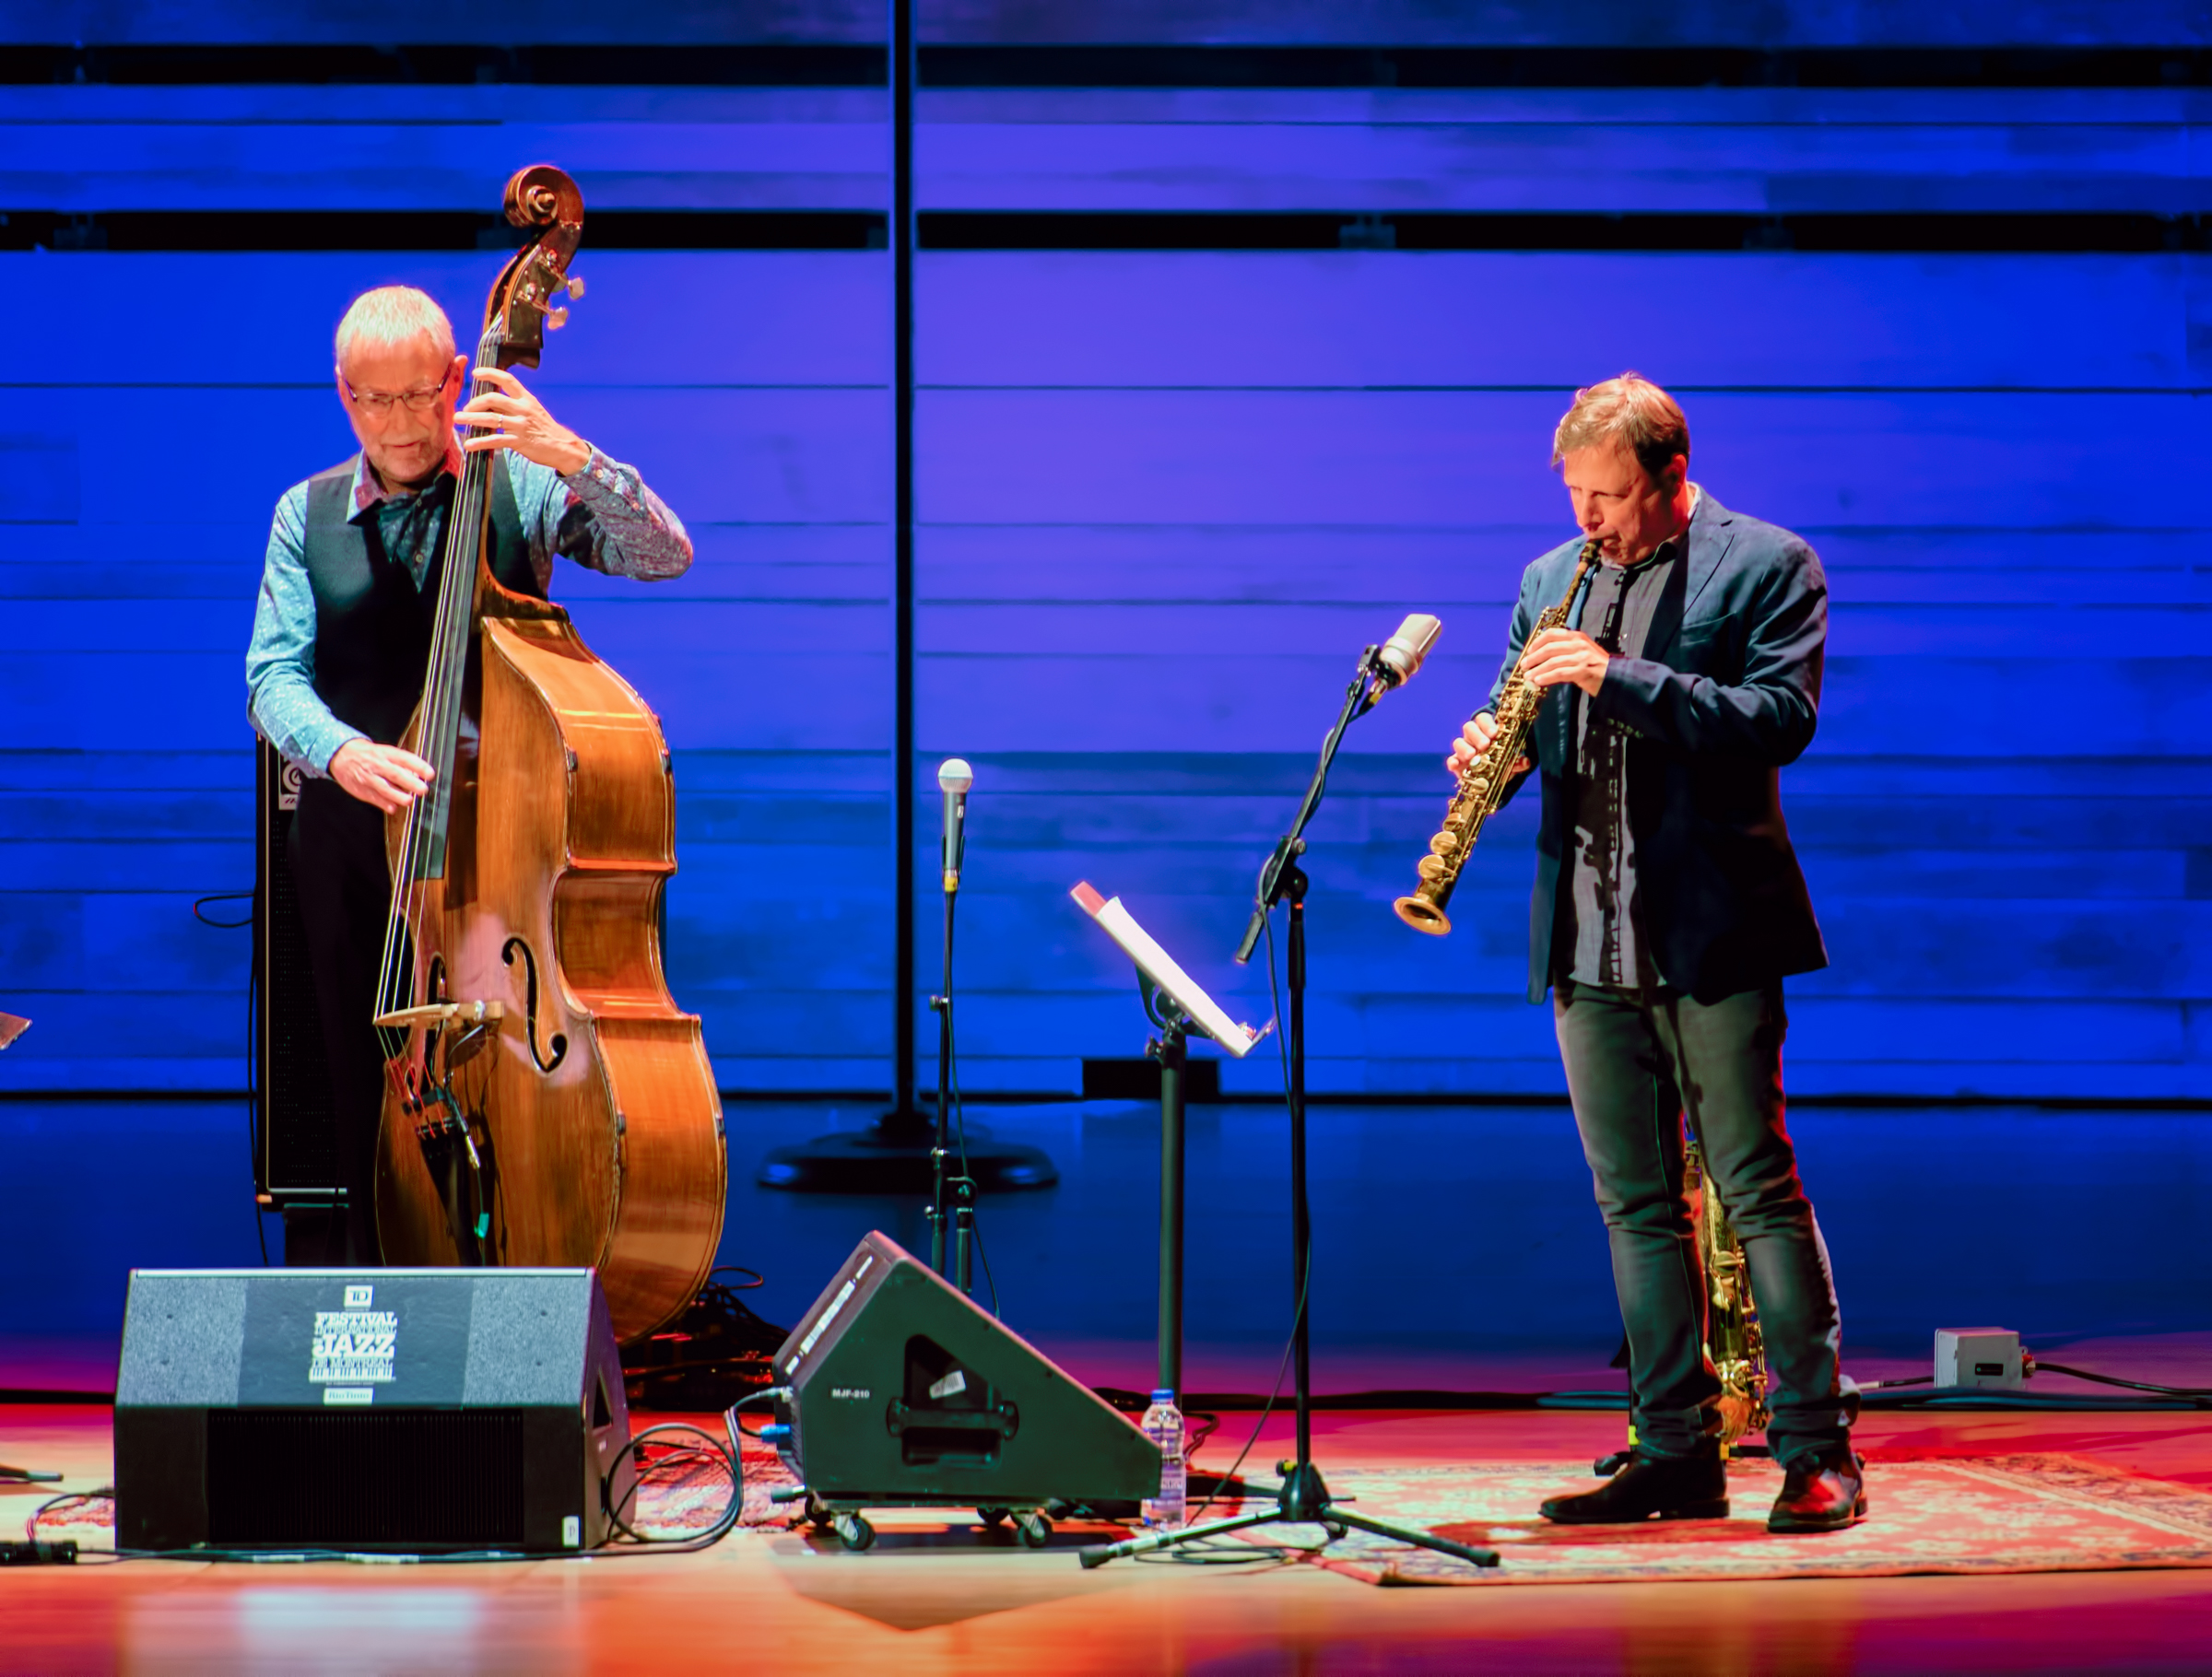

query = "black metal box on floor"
[771, 1231, 1159, 1510]
[114, 1268, 634, 1554]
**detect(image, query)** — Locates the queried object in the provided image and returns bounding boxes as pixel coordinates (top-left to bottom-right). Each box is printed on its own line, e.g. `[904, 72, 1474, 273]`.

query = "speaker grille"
[258, 740, 337, 1194]
[206, 1408, 528, 1548]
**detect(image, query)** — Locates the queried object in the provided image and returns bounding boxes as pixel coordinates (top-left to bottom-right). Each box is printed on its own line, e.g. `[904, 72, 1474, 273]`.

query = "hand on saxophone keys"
[1445, 711, 1530, 780]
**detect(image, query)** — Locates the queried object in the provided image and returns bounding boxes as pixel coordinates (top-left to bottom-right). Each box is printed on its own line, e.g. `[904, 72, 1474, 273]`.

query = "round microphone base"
[758, 1113, 1058, 1195]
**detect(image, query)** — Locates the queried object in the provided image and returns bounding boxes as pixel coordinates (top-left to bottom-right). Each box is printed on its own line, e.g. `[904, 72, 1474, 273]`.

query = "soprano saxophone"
[1392, 537, 1601, 935]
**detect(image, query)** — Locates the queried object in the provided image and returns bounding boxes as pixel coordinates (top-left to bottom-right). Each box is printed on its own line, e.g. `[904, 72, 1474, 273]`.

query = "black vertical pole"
[889, 0, 917, 1122]
[1157, 1025, 1186, 1399]
[1286, 873, 1313, 1484]
[757, 0, 1053, 1197]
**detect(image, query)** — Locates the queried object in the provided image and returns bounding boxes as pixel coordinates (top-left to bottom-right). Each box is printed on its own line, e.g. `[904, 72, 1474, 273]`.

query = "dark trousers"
[1553, 979, 1856, 1466]
[287, 778, 392, 1265]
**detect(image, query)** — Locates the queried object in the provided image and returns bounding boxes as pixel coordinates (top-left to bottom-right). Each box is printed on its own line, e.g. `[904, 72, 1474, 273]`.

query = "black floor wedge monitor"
[771, 1232, 1159, 1515]
[114, 1268, 634, 1554]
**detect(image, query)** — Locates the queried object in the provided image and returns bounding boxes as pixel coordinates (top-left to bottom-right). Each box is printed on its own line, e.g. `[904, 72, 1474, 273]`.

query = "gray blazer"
[1486, 490, 1830, 1004]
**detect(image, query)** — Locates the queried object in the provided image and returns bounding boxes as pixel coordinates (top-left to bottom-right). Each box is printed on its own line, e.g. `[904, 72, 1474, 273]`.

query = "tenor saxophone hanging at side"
[1392, 537, 1602, 935]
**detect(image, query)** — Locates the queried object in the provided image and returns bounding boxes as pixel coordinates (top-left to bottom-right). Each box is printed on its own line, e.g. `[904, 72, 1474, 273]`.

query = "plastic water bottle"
[1139, 1388, 1187, 1530]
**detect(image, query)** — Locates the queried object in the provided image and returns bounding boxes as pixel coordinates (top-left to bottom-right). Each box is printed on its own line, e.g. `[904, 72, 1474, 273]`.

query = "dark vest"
[300, 453, 541, 746]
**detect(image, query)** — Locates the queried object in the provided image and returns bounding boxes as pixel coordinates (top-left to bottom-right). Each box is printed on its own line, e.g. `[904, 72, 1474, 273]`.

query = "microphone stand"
[929, 868, 974, 1294]
[1080, 643, 1498, 1573]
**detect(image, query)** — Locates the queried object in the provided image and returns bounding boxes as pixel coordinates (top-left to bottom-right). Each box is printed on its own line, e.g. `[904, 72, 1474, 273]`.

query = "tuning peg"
[545, 306, 570, 331]
[563, 274, 586, 299]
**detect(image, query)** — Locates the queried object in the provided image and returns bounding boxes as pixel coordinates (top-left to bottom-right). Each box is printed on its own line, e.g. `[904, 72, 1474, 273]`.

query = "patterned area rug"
[1203, 1456, 2212, 1587]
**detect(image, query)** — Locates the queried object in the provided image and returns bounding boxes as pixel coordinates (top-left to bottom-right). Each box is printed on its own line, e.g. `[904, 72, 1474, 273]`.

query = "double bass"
[370, 165, 725, 1344]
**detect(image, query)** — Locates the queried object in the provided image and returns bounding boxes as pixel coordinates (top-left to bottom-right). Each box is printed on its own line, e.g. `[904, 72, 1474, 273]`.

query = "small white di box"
[1935, 1328, 2025, 1390]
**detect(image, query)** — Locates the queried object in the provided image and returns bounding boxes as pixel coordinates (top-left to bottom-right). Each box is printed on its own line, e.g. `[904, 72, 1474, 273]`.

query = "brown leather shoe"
[1539, 1453, 1728, 1524]
[1768, 1448, 1868, 1534]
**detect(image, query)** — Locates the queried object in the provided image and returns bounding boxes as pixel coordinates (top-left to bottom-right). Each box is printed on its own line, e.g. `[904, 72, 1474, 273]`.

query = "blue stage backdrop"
[0, 3, 2206, 1105]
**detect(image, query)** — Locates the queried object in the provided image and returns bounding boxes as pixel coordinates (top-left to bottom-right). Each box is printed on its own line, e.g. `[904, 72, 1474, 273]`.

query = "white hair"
[333, 286, 456, 366]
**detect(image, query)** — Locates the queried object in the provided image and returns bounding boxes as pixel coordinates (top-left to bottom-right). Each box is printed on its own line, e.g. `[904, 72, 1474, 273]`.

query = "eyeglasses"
[343, 364, 453, 416]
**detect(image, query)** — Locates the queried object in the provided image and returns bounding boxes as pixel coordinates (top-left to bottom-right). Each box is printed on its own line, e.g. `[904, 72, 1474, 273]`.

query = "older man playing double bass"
[246, 285, 691, 1263]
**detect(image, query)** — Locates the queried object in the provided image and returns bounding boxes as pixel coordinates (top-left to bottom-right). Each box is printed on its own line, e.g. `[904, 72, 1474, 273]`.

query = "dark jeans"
[1552, 979, 1856, 1466]
[287, 777, 392, 1266]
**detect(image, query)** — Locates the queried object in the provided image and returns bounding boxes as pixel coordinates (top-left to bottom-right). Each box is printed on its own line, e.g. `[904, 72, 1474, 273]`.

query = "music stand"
[1071, 884, 1260, 1403]
[1077, 645, 1499, 1573]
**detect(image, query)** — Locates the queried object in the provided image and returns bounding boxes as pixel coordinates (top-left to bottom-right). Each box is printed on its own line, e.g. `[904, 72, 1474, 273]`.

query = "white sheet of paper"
[1070, 884, 1257, 1058]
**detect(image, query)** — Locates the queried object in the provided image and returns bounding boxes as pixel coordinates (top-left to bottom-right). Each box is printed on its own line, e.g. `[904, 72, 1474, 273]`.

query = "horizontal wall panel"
[917, 651, 2211, 757]
[918, 252, 2204, 391]
[898, 749, 2212, 803]
[5, 86, 2203, 130]
[0, 523, 891, 604]
[6, 0, 2204, 50]
[0, 389, 886, 528]
[8, 87, 2201, 217]
[915, 389, 2205, 528]
[957, 838, 2194, 905]
[947, 879, 2212, 999]
[915, 3, 2212, 49]
[0, 843, 250, 894]
[0, 252, 888, 388]
[917, 600, 2203, 661]
[1215, 1054, 2207, 1102]
[917, 525, 2209, 604]
[0, 649, 891, 753]
[0, 116, 889, 214]
[0, 6, 886, 46]
[919, 111, 2206, 217]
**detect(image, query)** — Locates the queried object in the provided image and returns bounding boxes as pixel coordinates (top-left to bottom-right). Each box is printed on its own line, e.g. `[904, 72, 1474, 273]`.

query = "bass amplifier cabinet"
[115, 1268, 635, 1554]
[255, 738, 340, 1207]
[771, 1232, 1159, 1519]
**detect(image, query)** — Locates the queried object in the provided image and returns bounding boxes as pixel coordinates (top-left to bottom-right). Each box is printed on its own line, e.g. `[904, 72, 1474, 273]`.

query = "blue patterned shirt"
[246, 442, 691, 774]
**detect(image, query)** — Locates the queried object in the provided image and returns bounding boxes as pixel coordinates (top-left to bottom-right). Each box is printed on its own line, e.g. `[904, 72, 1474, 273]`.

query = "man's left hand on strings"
[455, 365, 592, 475]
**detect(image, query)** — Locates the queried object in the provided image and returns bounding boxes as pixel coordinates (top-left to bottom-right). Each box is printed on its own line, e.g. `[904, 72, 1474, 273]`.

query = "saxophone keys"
[1428, 832, 1457, 857]
[1416, 853, 1449, 881]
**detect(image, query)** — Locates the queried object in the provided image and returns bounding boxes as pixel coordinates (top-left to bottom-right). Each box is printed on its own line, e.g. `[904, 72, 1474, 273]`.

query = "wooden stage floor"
[6, 1398, 2211, 1676]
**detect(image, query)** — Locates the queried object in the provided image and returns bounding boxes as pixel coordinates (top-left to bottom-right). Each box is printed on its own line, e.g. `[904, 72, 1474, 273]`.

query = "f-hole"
[502, 936, 568, 1072]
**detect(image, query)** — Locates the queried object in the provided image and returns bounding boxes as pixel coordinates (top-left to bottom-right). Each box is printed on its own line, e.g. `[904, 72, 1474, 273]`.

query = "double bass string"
[372, 324, 502, 1061]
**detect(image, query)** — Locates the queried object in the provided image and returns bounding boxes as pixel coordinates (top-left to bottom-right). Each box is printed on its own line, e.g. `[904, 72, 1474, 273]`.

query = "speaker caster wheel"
[1321, 1520, 1348, 1542]
[831, 1513, 875, 1552]
[1014, 1511, 1052, 1549]
[977, 1507, 1009, 1528]
[804, 1495, 834, 1530]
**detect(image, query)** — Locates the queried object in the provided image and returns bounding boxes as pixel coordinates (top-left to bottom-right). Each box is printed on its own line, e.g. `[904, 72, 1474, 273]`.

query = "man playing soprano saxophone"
[1450, 374, 1863, 1532]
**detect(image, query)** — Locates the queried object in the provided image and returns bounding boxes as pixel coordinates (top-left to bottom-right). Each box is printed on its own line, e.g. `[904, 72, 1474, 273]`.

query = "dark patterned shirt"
[1557, 489, 1700, 991]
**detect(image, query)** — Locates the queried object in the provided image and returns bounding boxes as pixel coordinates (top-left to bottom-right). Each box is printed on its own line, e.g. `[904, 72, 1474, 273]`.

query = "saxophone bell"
[1391, 893, 1451, 935]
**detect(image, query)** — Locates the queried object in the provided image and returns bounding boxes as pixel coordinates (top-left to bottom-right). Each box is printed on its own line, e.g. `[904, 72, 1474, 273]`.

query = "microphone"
[938, 758, 972, 893]
[1373, 613, 1443, 692]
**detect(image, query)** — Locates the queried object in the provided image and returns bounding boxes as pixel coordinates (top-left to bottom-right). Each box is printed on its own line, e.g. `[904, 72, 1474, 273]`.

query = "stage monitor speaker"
[256, 738, 341, 1207]
[771, 1231, 1159, 1510]
[115, 1268, 635, 1554]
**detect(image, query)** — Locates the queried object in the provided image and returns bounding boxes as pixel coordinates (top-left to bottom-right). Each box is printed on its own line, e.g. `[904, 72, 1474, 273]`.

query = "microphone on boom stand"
[1234, 612, 1443, 966]
[1373, 613, 1441, 695]
[1088, 609, 1498, 1574]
